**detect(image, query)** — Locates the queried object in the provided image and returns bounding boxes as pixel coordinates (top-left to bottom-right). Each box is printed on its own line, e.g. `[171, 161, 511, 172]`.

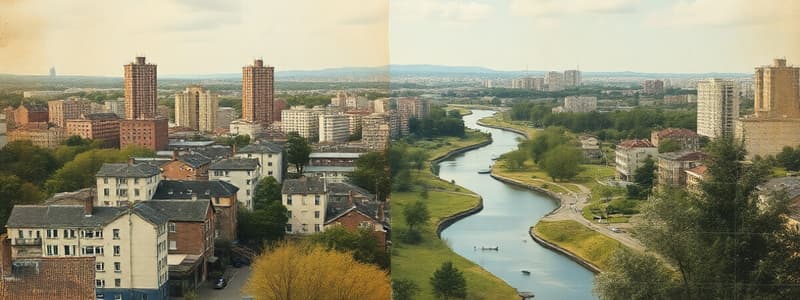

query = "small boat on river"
[477, 168, 492, 174]
[480, 246, 499, 251]
[521, 270, 531, 275]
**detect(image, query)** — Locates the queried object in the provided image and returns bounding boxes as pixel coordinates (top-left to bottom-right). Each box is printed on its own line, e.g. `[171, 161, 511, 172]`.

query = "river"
[439, 110, 596, 299]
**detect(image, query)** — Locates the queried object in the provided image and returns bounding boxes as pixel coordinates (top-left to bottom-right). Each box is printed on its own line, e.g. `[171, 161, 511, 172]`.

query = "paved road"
[197, 266, 252, 300]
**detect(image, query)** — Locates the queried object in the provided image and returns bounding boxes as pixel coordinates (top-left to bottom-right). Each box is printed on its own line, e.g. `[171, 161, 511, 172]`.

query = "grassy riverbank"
[533, 220, 624, 271]
[391, 132, 519, 299]
[477, 111, 538, 138]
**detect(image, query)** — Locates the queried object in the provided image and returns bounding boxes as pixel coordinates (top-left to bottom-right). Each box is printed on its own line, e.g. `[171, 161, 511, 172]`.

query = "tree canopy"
[430, 261, 467, 299]
[349, 151, 391, 201]
[539, 145, 583, 181]
[244, 242, 390, 300]
[285, 132, 312, 174]
[238, 201, 288, 244]
[310, 226, 389, 269]
[252, 176, 281, 210]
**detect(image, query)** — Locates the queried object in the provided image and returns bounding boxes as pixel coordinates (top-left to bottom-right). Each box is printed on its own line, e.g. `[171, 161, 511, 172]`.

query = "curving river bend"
[439, 110, 596, 299]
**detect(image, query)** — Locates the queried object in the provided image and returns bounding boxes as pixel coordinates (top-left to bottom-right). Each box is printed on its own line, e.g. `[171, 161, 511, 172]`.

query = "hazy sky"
[1, 0, 798, 75]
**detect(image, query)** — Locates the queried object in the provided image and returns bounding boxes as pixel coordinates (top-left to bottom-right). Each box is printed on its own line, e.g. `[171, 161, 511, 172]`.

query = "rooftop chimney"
[1, 234, 11, 277]
[84, 194, 94, 217]
[127, 157, 134, 166]
[348, 190, 354, 207]
[378, 203, 385, 221]
[136, 56, 146, 65]
[775, 58, 787, 67]
[172, 150, 179, 161]
[254, 59, 263, 67]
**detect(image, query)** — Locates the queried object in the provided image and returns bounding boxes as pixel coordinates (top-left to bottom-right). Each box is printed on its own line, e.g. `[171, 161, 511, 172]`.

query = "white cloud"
[509, 0, 639, 17]
[394, 0, 493, 23]
[646, 0, 800, 27]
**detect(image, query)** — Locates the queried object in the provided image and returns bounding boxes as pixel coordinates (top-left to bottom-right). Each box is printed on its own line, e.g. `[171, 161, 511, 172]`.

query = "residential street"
[196, 266, 252, 300]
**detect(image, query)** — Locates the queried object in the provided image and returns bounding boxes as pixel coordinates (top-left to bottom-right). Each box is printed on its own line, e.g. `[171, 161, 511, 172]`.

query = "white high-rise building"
[545, 71, 564, 91]
[564, 70, 581, 87]
[318, 114, 350, 143]
[697, 79, 739, 138]
[281, 106, 325, 141]
[175, 86, 218, 132]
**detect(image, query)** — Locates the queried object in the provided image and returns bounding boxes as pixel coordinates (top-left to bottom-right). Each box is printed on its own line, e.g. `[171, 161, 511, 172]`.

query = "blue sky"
[0, 0, 797, 75]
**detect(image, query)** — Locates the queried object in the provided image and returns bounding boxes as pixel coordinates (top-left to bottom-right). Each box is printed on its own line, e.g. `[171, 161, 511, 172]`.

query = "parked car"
[232, 257, 251, 268]
[214, 278, 227, 289]
[610, 227, 622, 233]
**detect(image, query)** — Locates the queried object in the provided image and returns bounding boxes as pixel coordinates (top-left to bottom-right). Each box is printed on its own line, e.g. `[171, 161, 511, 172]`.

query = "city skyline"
[2, 0, 799, 76]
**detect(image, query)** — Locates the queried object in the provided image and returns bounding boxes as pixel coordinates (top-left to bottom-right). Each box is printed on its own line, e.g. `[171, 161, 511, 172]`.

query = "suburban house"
[4, 202, 170, 300]
[615, 139, 658, 182]
[656, 150, 706, 187]
[235, 141, 284, 182]
[282, 176, 328, 234]
[325, 182, 389, 248]
[152, 180, 240, 242]
[95, 161, 162, 207]
[209, 158, 261, 210]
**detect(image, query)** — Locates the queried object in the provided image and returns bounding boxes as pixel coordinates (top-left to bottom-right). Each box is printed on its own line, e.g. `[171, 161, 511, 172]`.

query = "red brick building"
[242, 59, 274, 124]
[152, 180, 240, 242]
[124, 56, 158, 120]
[119, 118, 168, 150]
[160, 152, 214, 181]
[273, 98, 287, 122]
[66, 113, 121, 147]
[650, 128, 700, 151]
[14, 103, 48, 126]
[141, 200, 214, 297]
[325, 183, 389, 248]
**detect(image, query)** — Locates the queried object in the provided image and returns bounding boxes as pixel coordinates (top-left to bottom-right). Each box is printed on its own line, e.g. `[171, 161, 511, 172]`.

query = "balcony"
[13, 238, 42, 246]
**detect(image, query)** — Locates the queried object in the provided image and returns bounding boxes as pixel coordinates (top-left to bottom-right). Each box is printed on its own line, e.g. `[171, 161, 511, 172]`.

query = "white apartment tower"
[697, 79, 740, 138]
[318, 114, 350, 143]
[175, 86, 218, 132]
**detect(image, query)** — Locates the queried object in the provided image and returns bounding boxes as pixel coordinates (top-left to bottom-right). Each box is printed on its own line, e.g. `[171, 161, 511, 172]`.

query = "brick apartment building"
[119, 118, 169, 150]
[66, 113, 121, 147]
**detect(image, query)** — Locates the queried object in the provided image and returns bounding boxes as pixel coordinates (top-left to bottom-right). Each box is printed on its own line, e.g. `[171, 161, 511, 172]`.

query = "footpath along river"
[439, 109, 596, 299]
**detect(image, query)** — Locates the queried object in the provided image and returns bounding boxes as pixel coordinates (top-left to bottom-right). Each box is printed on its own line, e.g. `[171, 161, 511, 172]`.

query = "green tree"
[630, 156, 656, 198]
[310, 226, 389, 269]
[776, 145, 800, 171]
[402, 200, 429, 244]
[253, 176, 281, 210]
[539, 145, 583, 181]
[44, 146, 154, 193]
[0, 174, 44, 226]
[430, 261, 467, 299]
[657, 138, 681, 153]
[392, 279, 420, 300]
[525, 127, 570, 163]
[0, 140, 60, 186]
[285, 132, 312, 174]
[594, 249, 676, 300]
[504, 149, 528, 170]
[238, 201, 288, 244]
[408, 149, 430, 171]
[349, 151, 391, 201]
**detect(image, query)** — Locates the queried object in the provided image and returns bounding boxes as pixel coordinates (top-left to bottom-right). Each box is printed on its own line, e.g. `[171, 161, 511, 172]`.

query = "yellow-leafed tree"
[244, 242, 391, 300]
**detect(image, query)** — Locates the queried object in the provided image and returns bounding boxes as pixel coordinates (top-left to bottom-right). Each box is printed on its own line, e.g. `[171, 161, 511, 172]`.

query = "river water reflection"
[439, 110, 596, 299]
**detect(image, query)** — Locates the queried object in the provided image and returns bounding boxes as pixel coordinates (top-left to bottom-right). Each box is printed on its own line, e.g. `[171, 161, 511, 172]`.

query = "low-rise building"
[615, 139, 658, 182]
[579, 135, 601, 160]
[685, 165, 708, 194]
[304, 152, 363, 183]
[235, 141, 284, 182]
[650, 128, 700, 151]
[119, 118, 169, 151]
[209, 158, 260, 210]
[282, 176, 328, 235]
[562, 96, 597, 113]
[325, 183, 389, 248]
[95, 162, 162, 207]
[229, 119, 263, 139]
[161, 152, 214, 181]
[758, 177, 800, 231]
[4, 202, 170, 300]
[13, 103, 48, 127]
[152, 180, 239, 242]
[66, 113, 121, 147]
[7, 125, 66, 149]
[48, 98, 91, 128]
[656, 150, 706, 187]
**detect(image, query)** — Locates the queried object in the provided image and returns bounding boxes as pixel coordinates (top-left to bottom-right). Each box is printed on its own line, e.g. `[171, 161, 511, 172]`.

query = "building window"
[113, 229, 120, 239]
[96, 262, 105, 272]
[17, 230, 23, 238]
[268, 162, 273, 166]
[246, 189, 250, 196]
[104, 188, 110, 196]
[168, 222, 176, 233]
[314, 211, 320, 219]
[246, 179, 251, 185]
[287, 195, 292, 205]
[169, 240, 177, 250]
[134, 189, 140, 197]
[95, 279, 105, 288]
[64, 245, 71, 256]
[46, 245, 59, 256]
[64, 229, 75, 239]
[359, 221, 372, 229]
[302, 224, 308, 232]
[285, 224, 292, 232]
[314, 224, 321, 232]
[114, 262, 121, 273]
[315, 195, 320, 205]
[46, 229, 58, 239]
[287, 211, 292, 218]
[103, 178, 108, 184]
[113, 245, 120, 256]
[268, 171, 273, 176]
[115, 279, 121, 287]
[134, 178, 139, 184]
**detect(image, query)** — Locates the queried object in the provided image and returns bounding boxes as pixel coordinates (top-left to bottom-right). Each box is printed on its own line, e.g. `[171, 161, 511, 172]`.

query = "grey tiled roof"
[178, 152, 212, 168]
[5, 203, 168, 228]
[83, 113, 120, 120]
[194, 146, 232, 160]
[238, 141, 283, 154]
[328, 182, 374, 199]
[209, 158, 259, 170]
[658, 150, 706, 161]
[96, 162, 161, 177]
[282, 176, 326, 194]
[140, 200, 210, 222]
[153, 180, 239, 199]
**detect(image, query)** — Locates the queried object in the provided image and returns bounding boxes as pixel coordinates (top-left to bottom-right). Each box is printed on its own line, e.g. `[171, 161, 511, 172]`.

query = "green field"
[533, 220, 624, 271]
[477, 112, 539, 138]
[391, 134, 519, 299]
